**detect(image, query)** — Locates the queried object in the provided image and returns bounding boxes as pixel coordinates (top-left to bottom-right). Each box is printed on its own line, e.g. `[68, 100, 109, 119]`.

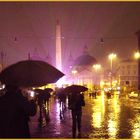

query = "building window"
[126, 81, 129, 85]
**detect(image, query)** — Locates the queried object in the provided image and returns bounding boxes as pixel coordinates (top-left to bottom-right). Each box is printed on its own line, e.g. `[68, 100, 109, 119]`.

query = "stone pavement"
[29, 97, 87, 138]
[29, 95, 132, 139]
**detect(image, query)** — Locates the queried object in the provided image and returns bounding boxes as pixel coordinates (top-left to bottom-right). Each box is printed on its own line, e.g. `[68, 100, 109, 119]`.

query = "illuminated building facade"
[116, 59, 138, 90]
[68, 46, 102, 90]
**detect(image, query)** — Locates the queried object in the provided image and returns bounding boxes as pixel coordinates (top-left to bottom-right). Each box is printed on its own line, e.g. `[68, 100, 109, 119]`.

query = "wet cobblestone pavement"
[29, 94, 140, 139]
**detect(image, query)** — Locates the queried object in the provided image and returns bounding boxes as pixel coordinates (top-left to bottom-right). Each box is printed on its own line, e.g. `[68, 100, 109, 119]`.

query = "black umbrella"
[34, 89, 44, 94]
[64, 85, 88, 93]
[44, 88, 53, 93]
[0, 60, 64, 87]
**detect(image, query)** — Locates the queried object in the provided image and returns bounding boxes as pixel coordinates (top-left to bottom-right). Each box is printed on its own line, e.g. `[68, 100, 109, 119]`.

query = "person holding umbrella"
[0, 85, 37, 138]
[67, 85, 87, 138]
[68, 91, 85, 138]
[0, 59, 64, 138]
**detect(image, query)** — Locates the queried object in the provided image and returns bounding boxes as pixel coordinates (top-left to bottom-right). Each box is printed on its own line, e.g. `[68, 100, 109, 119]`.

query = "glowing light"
[56, 77, 66, 88]
[93, 64, 101, 71]
[134, 51, 140, 59]
[0, 84, 5, 90]
[100, 80, 104, 87]
[107, 95, 120, 138]
[108, 53, 117, 71]
[108, 53, 117, 60]
[92, 112, 102, 128]
[30, 91, 35, 97]
[91, 90, 105, 128]
[132, 123, 140, 138]
[117, 86, 120, 90]
[71, 70, 78, 74]
[108, 119, 117, 138]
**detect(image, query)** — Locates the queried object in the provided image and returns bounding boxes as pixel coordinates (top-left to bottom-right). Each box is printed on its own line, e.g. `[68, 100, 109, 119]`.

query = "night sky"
[0, 2, 140, 71]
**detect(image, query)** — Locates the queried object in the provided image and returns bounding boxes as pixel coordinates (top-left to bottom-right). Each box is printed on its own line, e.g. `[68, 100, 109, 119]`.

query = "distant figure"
[58, 92, 67, 110]
[43, 91, 51, 110]
[37, 92, 45, 124]
[57, 91, 67, 119]
[43, 91, 51, 121]
[106, 91, 111, 99]
[68, 92, 85, 138]
[0, 85, 37, 138]
[92, 91, 97, 99]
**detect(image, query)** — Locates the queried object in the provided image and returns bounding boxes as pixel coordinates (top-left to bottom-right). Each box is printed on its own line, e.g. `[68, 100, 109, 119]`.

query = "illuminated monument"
[55, 20, 62, 72]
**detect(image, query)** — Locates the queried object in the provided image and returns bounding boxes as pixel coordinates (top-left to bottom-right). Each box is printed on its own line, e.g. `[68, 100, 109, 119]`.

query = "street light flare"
[134, 51, 140, 59]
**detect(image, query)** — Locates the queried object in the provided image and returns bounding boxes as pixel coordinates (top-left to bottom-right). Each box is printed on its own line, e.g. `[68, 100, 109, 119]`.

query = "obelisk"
[56, 20, 62, 71]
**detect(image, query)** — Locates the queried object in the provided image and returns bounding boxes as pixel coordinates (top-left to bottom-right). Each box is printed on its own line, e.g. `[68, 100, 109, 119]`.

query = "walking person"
[0, 85, 37, 138]
[68, 92, 85, 138]
[37, 91, 45, 125]
[43, 90, 51, 122]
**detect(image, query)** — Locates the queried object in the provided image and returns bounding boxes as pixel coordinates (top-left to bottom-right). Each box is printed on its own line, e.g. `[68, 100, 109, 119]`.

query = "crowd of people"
[0, 85, 37, 138]
[0, 85, 86, 138]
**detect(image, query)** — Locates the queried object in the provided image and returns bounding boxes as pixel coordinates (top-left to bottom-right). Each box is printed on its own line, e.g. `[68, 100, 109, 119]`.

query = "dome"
[74, 54, 97, 66]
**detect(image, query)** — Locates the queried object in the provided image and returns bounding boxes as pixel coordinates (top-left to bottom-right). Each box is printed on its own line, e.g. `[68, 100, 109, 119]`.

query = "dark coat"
[68, 93, 85, 111]
[0, 89, 37, 138]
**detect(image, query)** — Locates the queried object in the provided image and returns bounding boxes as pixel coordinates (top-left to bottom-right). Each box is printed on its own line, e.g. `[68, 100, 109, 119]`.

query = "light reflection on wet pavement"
[29, 92, 140, 138]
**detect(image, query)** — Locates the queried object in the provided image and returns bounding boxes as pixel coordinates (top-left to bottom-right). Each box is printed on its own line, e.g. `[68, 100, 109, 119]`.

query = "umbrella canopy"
[0, 60, 64, 87]
[44, 88, 53, 93]
[64, 85, 88, 93]
[34, 89, 44, 94]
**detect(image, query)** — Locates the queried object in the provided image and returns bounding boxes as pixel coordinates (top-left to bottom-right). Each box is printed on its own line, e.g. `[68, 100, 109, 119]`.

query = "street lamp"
[108, 53, 117, 91]
[108, 53, 117, 71]
[93, 64, 101, 72]
[134, 51, 140, 59]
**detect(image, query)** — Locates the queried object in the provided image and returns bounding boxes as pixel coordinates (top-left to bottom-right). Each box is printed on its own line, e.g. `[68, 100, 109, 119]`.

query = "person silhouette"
[0, 85, 37, 138]
[68, 92, 85, 138]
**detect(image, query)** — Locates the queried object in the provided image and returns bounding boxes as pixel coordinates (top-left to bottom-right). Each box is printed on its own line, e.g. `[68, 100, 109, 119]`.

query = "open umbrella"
[64, 85, 88, 93]
[0, 60, 64, 87]
[34, 89, 44, 94]
[44, 88, 53, 93]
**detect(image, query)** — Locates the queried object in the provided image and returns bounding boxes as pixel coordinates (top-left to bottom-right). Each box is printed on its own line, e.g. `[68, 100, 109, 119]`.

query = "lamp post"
[108, 53, 117, 91]
[108, 53, 116, 71]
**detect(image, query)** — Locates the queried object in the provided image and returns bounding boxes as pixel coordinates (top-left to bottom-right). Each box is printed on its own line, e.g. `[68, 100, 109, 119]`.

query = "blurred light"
[108, 53, 117, 60]
[30, 91, 35, 97]
[100, 80, 104, 87]
[134, 51, 140, 59]
[71, 70, 77, 74]
[117, 86, 120, 90]
[56, 76, 67, 88]
[93, 64, 101, 71]
[56, 80, 63, 88]
[0, 84, 5, 90]
[91, 90, 105, 128]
